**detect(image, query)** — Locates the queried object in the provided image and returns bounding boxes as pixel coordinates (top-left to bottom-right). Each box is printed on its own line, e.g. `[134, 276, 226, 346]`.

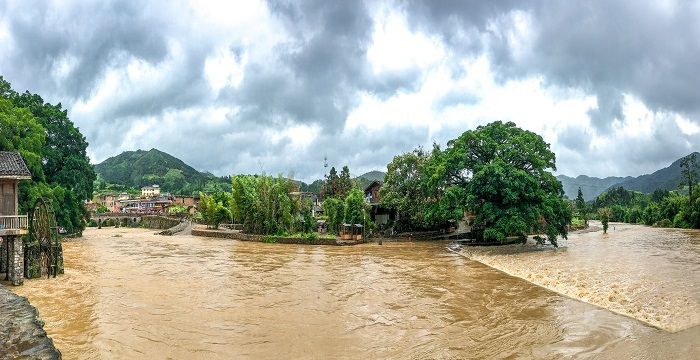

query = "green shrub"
[673, 213, 691, 228]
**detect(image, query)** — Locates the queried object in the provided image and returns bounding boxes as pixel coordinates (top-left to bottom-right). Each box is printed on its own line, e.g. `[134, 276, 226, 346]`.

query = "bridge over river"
[91, 213, 181, 230]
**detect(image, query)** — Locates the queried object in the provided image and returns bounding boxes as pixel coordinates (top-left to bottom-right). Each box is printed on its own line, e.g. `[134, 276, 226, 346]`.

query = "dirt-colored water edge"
[459, 222, 700, 333]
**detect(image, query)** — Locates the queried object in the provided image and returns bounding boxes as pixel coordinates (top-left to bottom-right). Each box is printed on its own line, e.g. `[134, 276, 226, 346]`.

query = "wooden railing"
[0, 215, 29, 230]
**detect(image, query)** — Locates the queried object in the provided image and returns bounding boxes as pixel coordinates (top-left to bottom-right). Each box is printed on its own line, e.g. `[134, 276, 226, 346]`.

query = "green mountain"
[94, 149, 226, 195]
[557, 175, 631, 201]
[558, 152, 700, 200]
[607, 152, 700, 193]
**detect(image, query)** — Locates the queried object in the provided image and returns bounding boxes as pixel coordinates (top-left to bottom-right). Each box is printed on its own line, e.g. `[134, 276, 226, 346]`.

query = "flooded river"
[11, 227, 700, 359]
[460, 222, 700, 333]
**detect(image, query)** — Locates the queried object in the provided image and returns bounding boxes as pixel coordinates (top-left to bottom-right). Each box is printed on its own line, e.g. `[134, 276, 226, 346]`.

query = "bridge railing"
[0, 215, 29, 230]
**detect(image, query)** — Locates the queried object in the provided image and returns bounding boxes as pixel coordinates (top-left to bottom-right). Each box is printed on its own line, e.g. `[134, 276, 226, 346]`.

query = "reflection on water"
[11, 227, 700, 359]
[460, 222, 700, 332]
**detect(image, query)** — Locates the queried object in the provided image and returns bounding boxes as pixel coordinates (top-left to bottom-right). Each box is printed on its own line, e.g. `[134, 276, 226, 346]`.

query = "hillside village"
[86, 180, 395, 229]
[86, 185, 198, 216]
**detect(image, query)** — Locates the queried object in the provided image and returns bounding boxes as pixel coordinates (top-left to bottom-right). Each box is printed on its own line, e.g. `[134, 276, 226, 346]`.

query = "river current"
[11, 227, 700, 359]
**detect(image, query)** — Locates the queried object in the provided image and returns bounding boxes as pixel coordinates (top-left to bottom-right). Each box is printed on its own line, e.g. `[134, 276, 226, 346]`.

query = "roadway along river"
[11, 227, 700, 359]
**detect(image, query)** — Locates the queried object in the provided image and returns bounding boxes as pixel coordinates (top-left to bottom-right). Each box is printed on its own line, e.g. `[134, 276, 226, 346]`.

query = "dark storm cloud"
[1, 0, 221, 128]
[224, 0, 423, 133]
[1, 1, 173, 98]
[404, 0, 700, 128]
[1, 0, 697, 180]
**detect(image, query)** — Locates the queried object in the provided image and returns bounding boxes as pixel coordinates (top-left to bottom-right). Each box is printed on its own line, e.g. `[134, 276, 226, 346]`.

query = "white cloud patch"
[0, 0, 697, 182]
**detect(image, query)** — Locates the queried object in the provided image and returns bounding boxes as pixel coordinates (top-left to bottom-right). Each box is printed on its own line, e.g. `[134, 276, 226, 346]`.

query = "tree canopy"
[1, 77, 95, 234]
[380, 121, 571, 245]
[380, 148, 439, 230]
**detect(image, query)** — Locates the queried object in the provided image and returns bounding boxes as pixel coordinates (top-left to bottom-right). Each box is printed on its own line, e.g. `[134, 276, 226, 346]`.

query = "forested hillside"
[94, 149, 229, 195]
[559, 152, 700, 200]
[609, 152, 700, 193]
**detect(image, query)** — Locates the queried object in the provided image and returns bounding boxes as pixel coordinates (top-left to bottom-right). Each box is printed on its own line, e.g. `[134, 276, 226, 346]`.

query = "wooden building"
[364, 181, 396, 227]
[0, 151, 31, 285]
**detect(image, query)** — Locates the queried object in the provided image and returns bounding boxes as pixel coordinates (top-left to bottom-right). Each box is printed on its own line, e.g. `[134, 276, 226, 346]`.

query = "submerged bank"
[459, 222, 700, 332]
[0, 285, 61, 359]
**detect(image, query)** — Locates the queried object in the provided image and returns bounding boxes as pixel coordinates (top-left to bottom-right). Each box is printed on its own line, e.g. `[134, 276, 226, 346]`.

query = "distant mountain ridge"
[608, 152, 699, 194]
[558, 152, 699, 200]
[557, 175, 632, 201]
[95, 148, 389, 195]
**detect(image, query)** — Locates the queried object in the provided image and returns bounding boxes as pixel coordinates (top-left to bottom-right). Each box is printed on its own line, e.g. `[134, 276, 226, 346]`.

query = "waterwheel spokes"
[27, 198, 63, 279]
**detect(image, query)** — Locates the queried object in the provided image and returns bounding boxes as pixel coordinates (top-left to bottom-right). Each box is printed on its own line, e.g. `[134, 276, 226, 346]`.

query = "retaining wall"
[191, 228, 338, 245]
[141, 216, 181, 230]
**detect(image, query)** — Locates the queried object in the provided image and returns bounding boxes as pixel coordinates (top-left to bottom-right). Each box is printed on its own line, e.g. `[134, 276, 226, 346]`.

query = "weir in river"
[10, 227, 700, 359]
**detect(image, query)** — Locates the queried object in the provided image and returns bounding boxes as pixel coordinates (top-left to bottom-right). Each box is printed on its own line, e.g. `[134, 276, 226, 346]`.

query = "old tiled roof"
[0, 151, 32, 178]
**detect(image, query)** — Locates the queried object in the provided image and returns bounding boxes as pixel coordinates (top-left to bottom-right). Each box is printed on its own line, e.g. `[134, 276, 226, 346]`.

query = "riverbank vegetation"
[581, 154, 700, 229]
[587, 187, 699, 229]
[380, 121, 571, 246]
[0, 77, 95, 234]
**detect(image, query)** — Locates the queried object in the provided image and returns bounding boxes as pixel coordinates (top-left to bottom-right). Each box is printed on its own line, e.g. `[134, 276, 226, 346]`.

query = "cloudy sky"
[1, 0, 698, 182]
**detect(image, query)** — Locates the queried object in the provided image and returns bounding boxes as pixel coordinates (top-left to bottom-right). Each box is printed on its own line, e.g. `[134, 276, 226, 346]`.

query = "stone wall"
[11, 236, 23, 285]
[159, 221, 189, 236]
[191, 228, 339, 245]
[2, 236, 24, 285]
[140, 216, 180, 230]
[0, 286, 61, 359]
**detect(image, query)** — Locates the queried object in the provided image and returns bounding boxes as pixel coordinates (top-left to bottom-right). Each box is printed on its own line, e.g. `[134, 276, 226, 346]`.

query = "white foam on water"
[458, 223, 700, 333]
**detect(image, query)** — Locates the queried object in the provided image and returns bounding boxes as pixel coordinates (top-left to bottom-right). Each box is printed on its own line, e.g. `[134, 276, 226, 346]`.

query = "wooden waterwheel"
[29, 198, 61, 278]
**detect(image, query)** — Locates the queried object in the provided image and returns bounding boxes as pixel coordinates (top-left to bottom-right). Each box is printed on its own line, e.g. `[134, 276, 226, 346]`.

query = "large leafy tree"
[198, 192, 232, 229]
[230, 175, 300, 235]
[380, 148, 434, 230]
[343, 187, 367, 225]
[1, 77, 95, 233]
[575, 187, 587, 223]
[323, 197, 344, 234]
[321, 167, 339, 198]
[680, 153, 699, 204]
[0, 98, 45, 178]
[338, 166, 353, 199]
[438, 121, 571, 245]
[321, 165, 353, 199]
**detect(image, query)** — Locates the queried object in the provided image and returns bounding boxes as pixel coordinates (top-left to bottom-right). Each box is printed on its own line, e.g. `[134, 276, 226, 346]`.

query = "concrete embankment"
[192, 227, 340, 245]
[0, 285, 61, 359]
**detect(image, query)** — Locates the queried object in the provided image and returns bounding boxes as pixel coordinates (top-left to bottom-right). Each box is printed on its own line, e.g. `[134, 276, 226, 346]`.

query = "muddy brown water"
[11, 227, 700, 359]
[460, 222, 700, 334]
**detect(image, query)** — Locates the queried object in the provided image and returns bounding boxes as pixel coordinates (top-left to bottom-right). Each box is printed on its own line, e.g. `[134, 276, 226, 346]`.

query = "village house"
[120, 195, 171, 215]
[363, 181, 396, 227]
[169, 195, 199, 215]
[171, 195, 198, 208]
[141, 184, 161, 198]
[0, 151, 31, 285]
[93, 193, 121, 213]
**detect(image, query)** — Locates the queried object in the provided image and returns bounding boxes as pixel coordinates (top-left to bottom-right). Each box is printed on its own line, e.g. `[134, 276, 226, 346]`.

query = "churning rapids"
[10, 227, 700, 359]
